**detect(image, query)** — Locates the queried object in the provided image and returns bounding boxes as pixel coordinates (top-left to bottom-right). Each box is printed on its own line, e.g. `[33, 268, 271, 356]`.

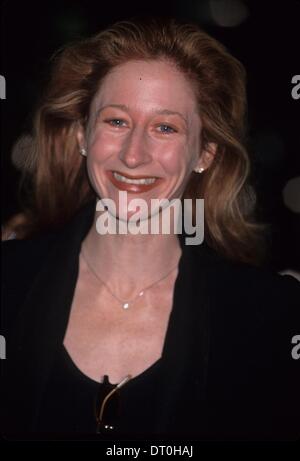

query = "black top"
[2, 200, 300, 441]
[37, 344, 162, 439]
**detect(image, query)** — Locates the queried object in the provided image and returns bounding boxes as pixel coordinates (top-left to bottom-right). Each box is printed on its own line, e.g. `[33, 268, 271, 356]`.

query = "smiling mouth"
[107, 170, 162, 192]
[113, 171, 157, 185]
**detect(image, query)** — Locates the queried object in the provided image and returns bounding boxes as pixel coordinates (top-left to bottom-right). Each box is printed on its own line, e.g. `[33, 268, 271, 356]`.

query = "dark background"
[1, 0, 299, 271]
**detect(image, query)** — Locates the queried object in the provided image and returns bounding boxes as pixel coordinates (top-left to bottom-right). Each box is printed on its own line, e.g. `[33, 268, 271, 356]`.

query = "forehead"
[90, 59, 199, 116]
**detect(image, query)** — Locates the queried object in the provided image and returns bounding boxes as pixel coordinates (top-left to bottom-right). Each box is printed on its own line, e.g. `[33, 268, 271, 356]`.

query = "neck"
[81, 210, 183, 297]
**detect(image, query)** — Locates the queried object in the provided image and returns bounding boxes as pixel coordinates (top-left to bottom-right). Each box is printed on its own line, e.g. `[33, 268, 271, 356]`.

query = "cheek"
[155, 142, 192, 175]
[87, 130, 121, 162]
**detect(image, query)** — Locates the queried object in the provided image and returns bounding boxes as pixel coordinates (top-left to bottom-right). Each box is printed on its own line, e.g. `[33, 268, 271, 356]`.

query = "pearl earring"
[194, 167, 204, 174]
[80, 148, 87, 157]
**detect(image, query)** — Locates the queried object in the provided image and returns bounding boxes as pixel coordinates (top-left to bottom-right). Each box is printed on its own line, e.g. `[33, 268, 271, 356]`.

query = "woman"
[2, 18, 299, 441]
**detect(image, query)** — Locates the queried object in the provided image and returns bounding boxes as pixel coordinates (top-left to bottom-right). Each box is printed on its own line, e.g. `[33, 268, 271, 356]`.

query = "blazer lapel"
[3, 201, 96, 433]
[154, 233, 212, 436]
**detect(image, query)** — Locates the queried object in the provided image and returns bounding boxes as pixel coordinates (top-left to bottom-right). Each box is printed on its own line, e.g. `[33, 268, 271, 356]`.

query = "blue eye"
[158, 124, 176, 134]
[106, 119, 126, 127]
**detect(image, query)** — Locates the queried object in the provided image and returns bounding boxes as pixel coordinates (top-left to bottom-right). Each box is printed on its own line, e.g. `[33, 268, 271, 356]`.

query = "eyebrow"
[96, 104, 188, 125]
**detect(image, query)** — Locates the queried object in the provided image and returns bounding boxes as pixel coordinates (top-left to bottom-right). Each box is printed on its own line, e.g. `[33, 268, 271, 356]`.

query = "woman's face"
[78, 59, 210, 220]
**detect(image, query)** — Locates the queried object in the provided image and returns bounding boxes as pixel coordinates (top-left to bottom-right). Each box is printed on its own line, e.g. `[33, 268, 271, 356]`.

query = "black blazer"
[1, 201, 300, 441]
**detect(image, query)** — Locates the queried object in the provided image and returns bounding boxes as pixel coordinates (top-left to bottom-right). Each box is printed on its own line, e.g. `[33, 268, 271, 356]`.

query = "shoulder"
[2, 232, 57, 284]
[1, 233, 58, 333]
[1, 201, 96, 333]
[2, 200, 95, 285]
[191, 243, 300, 342]
[198, 247, 300, 426]
[200, 247, 299, 384]
[198, 243, 300, 306]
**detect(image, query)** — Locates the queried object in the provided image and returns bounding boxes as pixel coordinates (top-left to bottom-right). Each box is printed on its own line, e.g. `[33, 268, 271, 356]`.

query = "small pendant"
[123, 302, 129, 309]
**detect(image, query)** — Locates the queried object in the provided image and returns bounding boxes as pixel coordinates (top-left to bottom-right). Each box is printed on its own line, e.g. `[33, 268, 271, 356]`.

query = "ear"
[76, 123, 86, 150]
[194, 142, 217, 172]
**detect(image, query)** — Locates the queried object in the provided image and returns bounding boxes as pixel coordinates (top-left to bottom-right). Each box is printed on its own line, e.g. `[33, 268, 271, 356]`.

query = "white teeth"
[113, 172, 157, 185]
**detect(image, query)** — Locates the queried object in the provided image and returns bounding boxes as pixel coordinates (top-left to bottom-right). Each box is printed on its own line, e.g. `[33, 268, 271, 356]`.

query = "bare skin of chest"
[63, 267, 178, 384]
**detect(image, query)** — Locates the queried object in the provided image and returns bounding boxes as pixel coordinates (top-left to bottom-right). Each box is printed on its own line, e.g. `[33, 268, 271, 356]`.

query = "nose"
[118, 126, 152, 169]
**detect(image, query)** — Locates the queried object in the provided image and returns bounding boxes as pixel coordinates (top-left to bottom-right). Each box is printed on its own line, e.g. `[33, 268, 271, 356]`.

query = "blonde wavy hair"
[18, 17, 266, 264]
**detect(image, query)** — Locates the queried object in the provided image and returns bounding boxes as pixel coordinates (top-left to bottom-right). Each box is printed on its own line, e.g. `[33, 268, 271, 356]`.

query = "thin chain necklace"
[81, 246, 179, 309]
